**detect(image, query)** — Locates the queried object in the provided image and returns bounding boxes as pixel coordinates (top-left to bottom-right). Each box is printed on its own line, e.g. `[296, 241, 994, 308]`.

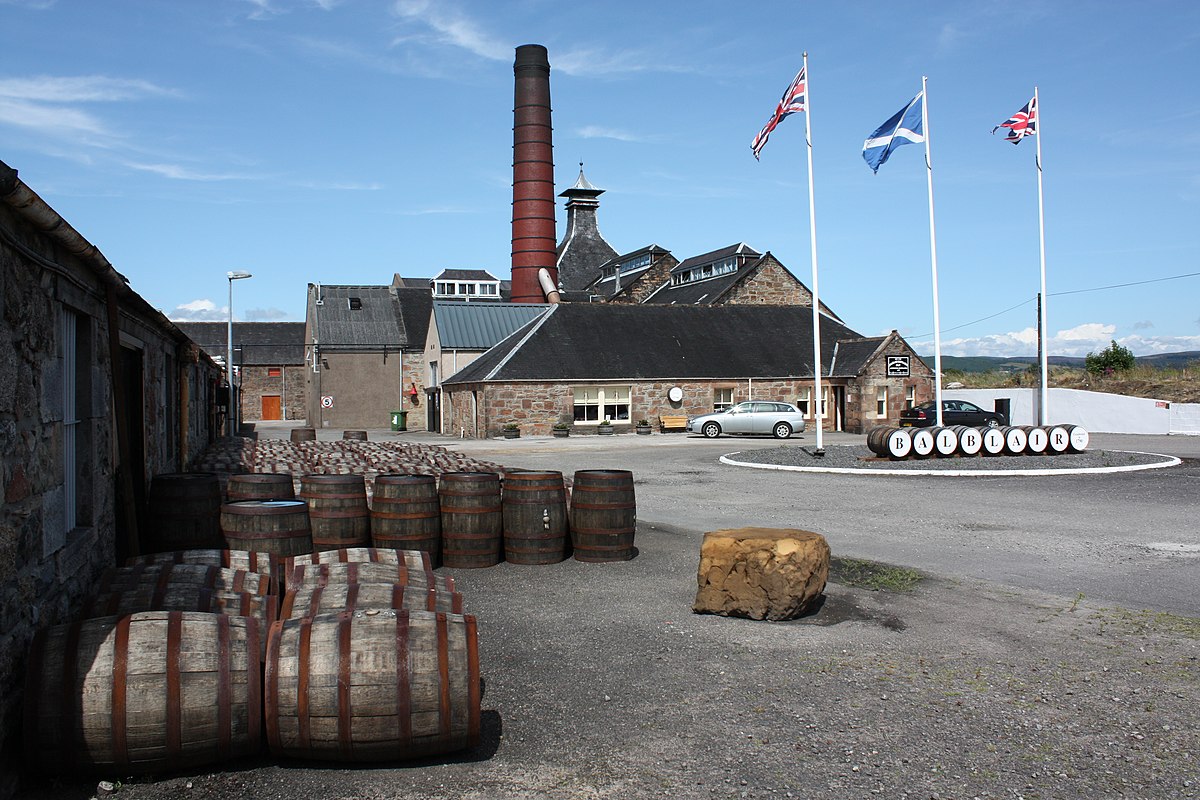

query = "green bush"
[1085, 340, 1136, 376]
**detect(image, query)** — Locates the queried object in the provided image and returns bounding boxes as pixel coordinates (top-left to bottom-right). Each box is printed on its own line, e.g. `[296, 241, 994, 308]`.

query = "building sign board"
[321, 395, 334, 409]
[886, 356, 910, 377]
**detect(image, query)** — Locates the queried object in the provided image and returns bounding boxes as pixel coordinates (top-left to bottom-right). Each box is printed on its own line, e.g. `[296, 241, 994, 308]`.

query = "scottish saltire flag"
[993, 96, 1037, 143]
[862, 93, 925, 173]
[751, 67, 807, 160]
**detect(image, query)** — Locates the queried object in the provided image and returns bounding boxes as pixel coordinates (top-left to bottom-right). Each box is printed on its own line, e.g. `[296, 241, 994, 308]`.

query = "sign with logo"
[886, 355, 911, 377]
[321, 395, 334, 409]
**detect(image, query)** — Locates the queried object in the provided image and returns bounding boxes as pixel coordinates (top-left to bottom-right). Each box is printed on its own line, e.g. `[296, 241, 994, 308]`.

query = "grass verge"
[829, 557, 923, 593]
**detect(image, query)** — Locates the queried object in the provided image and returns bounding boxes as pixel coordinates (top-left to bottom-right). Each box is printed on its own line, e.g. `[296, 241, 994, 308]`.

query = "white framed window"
[480, 283, 498, 295]
[820, 386, 829, 419]
[714, 388, 733, 412]
[905, 385, 916, 409]
[876, 386, 888, 418]
[797, 387, 811, 417]
[573, 386, 630, 424]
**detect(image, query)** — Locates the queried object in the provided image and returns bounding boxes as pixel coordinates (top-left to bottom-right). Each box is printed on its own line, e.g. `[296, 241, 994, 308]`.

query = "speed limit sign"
[321, 395, 334, 409]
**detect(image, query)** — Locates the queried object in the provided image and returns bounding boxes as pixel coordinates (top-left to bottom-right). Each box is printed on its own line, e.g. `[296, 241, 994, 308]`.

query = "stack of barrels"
[23, 545, 480, 773]
[867, 424, 1090, 461]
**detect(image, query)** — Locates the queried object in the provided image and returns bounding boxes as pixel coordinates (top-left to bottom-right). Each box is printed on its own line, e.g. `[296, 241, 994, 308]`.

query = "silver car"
[686, 401, 807, 439]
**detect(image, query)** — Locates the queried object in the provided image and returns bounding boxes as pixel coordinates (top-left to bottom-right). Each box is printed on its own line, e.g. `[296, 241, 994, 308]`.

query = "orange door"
[261, 395, 282, 420]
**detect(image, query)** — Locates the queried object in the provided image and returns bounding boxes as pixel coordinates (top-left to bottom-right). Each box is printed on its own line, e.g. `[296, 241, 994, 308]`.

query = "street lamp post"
[227, 270, 252, 437]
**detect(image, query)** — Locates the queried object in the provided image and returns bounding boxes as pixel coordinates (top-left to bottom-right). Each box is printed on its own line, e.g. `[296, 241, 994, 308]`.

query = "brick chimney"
[511, 44, 557, 303]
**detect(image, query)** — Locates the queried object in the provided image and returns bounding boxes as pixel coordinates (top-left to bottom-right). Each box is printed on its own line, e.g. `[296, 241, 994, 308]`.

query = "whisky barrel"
[570, 470, 636, 562]
[342, 430, 368, 441]
[980, 426, 1007, 456]
[125, 548, 275, 579]
[884, 428, 913, 459]
[371, 475, 441, 560]
[285, 561, 455, 594]
[226, 473, 296, 502]
[1021, 425, 1049, 454]
[439, 472, 503, 569]
[952, 426, 983, 456]
[502, 471, 568, 565]
[291, 427, 316, 443]
[866, 426, 896, 455]
[265, 609, 480, 761]
[279, 583, 464, 620]
[931, 426, 959, 457]
[1000, 426, 1028, 455]
[99, 563, 273, 597]
[909, 428, 935, 458]
[284, 547, 433, 574]
[1059, 424, 1090, 453]
[299, 475, 371, 552]
[220, 500, 313, 557]
[23, 611, 261, 772]
[145, 472, 223, 552]
[1045, 425, 1071, 454]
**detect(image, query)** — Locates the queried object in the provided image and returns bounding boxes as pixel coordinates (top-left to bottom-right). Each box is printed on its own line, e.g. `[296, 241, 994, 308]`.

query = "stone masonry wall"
[606, 254, 679, 304]
[723, 256, 812, 306]
[240, 364, 306, 421]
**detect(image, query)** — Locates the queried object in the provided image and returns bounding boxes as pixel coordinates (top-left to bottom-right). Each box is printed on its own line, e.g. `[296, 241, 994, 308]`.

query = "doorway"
[831, 385, 846, 432]
[261, 394, 282, 420]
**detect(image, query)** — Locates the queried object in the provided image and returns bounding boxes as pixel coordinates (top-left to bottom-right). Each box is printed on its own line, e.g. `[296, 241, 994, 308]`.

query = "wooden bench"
[659, 415, 689, 432]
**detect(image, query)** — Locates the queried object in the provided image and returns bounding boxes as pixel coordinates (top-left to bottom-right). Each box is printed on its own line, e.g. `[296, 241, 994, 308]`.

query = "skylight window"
[348, 297, 362, 310]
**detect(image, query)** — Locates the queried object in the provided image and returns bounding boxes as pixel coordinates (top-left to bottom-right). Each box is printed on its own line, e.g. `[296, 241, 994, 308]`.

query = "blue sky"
[2, 0, 1198, 357]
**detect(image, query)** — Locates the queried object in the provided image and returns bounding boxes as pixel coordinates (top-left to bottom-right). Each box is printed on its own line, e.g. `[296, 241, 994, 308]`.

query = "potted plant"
[502, 422, 520, 439]
[597, 419, 615, 436]
[635, 418, 652, 435]
[552, 421, 571, 438]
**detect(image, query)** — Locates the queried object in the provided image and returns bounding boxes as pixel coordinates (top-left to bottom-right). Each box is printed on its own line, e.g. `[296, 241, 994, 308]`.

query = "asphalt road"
[408, 429, 1200, 617]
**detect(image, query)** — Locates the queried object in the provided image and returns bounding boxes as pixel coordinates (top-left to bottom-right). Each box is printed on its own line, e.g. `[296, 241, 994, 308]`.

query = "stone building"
[175, 321, 306, 423]
[0, 160, 220, 790]
[554, 166, 618, 292]
[303, 277, 431, 430]
[441, 303, 933, 437]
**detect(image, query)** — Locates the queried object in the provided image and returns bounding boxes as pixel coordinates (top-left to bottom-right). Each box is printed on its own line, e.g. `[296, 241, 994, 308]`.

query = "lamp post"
[226, 270, 252, 437]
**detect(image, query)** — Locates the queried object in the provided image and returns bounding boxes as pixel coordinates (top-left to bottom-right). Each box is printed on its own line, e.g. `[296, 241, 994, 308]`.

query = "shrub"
[1085, 340, 1136, 376]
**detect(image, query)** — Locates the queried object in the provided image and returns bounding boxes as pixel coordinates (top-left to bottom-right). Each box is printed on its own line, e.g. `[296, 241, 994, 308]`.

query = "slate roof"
[586, 244, 671, 300]
[312, 284, 433, 351]
[443, 303, 869, 384]
[829, 337, 887, 377]
[643, 243, 763, 305]
[175, 322, 305, 365]
[434, 268, 500, 282]
[432, 301, 550, 349]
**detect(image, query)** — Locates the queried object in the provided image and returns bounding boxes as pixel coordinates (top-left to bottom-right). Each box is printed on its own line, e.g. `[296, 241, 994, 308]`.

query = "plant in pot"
[635, 418, 652, 435]
[552, 421, 571, 438]
[502, 422, 520, 439]
[597, 418, 615, 435]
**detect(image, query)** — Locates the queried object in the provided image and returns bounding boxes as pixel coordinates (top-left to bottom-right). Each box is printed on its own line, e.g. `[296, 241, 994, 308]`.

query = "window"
[876, 386, 888, 418]
[714, 388, 733, 412]
[905, 385, 916, 409]
[480, 283, 498, 295]
[268, 367, 281, 377]
[573, 386, 630, 424]
[60, 307, 92, 544]
[820, 386, 829, 419]
[797, 388, 811, 416]
[348, 297, 362, 310]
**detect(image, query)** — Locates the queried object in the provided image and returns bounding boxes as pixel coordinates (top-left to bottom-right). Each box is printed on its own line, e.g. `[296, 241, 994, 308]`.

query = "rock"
[692, 527, 829, 621]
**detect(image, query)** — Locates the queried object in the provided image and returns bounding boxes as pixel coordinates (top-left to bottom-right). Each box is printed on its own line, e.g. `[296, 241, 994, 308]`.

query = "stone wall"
[723, 255, 812, 306]
[845, 334, 936, 434]
[240, 364, 306, 421]
[606, 253, 679, 304]
[0, 191, 219, 795]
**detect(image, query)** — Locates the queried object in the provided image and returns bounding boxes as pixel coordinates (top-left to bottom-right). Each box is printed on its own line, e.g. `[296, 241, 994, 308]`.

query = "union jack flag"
[751, 66, 807, 160]
[993, 96, 1037, 144]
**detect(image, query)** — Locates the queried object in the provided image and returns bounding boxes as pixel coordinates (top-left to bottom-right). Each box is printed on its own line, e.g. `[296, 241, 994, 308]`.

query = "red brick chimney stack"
[511, 44, 557, 303]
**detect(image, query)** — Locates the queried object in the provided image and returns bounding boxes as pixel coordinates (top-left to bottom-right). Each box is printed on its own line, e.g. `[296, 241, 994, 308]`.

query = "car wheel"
[772, 422, 792, 439]
[702, 422, 721, 438]
[986, 417, 1001, 429]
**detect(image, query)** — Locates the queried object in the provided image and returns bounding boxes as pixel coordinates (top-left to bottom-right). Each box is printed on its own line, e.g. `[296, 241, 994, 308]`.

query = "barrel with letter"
[980, 426, 1007, 456]
[570, 469, 636, 562]
[299, 474, 371, 552]
[1045, 425, 1071, 454]
[439, 472, 503, 569]
[931, 426, 959, 457]
[884, 427, 913, 459]
[951, 426, 983, 456]
[1059, 424, 1090, 453]
[1000, 426, 1028, 455]
[502, 470, 568, 565]
[909, 428, 935, 458]
[371, 475, 441, 561]
[1021, 425, 1049, 454]
[23, 611, 262, 773]
[265, 609, 480, 761]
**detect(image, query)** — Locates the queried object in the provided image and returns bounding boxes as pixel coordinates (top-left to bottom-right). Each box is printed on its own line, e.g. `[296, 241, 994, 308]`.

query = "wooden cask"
[291, 427, 316, 443]
[299, 475, 371, 552]
[145, 472, 223, 552]
[226, 473, 296, 502]
[284, 546, 433, 574]
[570, 470, 636, 563]
[951, 425, 983, 456]
[99, 563, 273, 597]
[980, 426, 1007, 456]
[1000, 426, 1028, 455]
[371, 475, 441, 561]
[286, 561, 455, 594]
[502, 471, 568, 565]
[909, 427, 935, 458]
[439, 472, 503, 569]
[221, 499, 313, 557]
[1021, 425, 1050, 454]
[342, 430, 368, 441]
[265, 610, 480, 762]
[126, 548, 275, 579]
[884, 428, 913, 459]
[279, 583, 464, 620]
[24, 611, 261, 772]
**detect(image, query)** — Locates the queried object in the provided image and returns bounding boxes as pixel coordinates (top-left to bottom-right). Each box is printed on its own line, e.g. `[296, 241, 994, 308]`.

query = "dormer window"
[348, 297, 362, 310]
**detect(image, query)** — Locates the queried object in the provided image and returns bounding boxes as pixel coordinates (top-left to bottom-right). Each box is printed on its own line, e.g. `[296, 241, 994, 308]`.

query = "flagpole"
[921, 76, 944, 427]
[1035, 86, 1049, 424]
[802, 52, 825, 454]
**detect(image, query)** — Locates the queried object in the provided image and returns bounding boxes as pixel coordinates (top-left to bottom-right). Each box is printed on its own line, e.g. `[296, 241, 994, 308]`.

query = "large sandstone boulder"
[693, 528, 829, 621]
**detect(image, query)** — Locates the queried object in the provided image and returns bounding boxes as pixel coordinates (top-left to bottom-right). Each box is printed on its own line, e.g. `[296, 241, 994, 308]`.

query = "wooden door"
[262, 395, 282, 420]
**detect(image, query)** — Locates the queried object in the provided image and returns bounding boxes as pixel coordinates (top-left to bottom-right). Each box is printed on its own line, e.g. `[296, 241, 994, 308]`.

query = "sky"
[2, 0, 1199, 358]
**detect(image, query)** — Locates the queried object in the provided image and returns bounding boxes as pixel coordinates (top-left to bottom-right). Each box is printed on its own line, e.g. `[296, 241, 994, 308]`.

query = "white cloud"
[244, 307, 296, 321]
[0, 75, 176, 150]
[575, 126, 645, 143]
[0, 75, 174, 103]
[124, 162, 253, 182]
[391, 0, 511, 62]
[170, 299, 228, 322]
[1132, 320, 1155, 331]
[912, 321, 1200, 358]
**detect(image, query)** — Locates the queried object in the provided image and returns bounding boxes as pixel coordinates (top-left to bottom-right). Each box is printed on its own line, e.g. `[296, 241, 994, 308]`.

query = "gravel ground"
[728, 445, 1174, 472]
[15, 523, 1199, 800]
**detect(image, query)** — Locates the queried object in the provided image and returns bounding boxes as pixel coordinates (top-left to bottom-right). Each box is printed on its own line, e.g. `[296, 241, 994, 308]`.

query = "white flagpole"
[921, 76, 944, 427]
[1035, 86, 1049, 424]
[802, 52, 825, 453]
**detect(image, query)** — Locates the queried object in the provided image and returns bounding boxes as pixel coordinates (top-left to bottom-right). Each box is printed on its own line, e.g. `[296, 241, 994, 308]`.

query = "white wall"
[943, 387, 1199, 435]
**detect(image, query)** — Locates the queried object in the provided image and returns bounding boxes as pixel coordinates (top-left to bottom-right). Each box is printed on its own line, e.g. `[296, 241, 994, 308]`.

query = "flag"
[993, 96, 1037, 144]
[751, 67, 807, 160]
[862, 92, 925, 173]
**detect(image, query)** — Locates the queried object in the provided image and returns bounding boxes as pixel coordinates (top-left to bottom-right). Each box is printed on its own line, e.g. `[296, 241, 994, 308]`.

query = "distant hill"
[924, 351, 1200, 373]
